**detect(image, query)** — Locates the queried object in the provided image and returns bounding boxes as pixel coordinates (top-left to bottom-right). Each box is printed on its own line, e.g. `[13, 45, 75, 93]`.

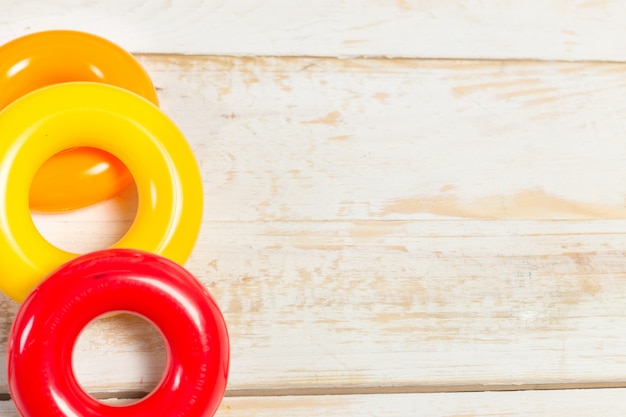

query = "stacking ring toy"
[0, 30, 159, 211]
[0, 82, 202, 302]
[8, 249, 229, 417]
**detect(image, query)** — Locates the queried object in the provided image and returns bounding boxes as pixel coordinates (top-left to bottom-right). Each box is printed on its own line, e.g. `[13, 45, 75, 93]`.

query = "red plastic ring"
[8, 249, 229, 417]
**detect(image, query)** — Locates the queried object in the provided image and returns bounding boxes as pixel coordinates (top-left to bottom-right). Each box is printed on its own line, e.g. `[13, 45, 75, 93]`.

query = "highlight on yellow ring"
[0, 30, 159, 211]
[0, 82, 203, 302]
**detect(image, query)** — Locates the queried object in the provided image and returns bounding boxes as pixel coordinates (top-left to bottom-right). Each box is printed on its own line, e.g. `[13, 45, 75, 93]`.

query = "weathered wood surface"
[1, 0, 626, 60]
[4, 389, 626, 416]
[7, 55, 626, 394]
[3, 1, 626, 415]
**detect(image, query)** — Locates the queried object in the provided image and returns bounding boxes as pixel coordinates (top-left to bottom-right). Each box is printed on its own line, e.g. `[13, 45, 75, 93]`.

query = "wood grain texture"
[4, 2, 626, 414]
[3, 389, 626, 416]
[0, 55, 621, 397]
[147, 56, 626, 223]
[2, 0, 626, 60]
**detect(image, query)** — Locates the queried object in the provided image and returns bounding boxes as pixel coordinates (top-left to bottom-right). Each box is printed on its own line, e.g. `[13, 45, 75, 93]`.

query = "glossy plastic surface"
[0, 30, 159, 211]
[8, 249, 229, 417]
[0, 82, 203, 302]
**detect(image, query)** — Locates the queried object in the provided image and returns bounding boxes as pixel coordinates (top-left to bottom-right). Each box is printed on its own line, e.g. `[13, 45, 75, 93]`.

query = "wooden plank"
[3, 0, 626, 61]
[2, 55, 626, 393]
[42, 219, 626, 392]
[3, 389, 626, 416]
[144, 56, 626, 223]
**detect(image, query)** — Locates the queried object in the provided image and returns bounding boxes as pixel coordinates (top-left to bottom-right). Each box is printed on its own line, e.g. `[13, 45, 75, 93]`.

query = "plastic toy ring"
[0, 30, 159, 211]
[8, 249, 229, 417]
[0, 82, 203, 302]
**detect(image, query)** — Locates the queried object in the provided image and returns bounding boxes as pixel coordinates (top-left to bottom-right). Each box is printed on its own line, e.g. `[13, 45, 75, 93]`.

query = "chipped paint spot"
[302, 111, 342, 125]
[382, 189, 626, 219]
[329, 135, 351, 141]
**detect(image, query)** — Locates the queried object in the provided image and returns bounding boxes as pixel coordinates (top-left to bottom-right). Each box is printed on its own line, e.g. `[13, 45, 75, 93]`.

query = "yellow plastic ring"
[0, 82, 203, 303]
[0, 30, 159, 212]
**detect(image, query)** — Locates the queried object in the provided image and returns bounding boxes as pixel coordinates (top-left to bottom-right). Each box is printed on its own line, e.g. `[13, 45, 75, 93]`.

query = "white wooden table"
[2, 1, 626, 415]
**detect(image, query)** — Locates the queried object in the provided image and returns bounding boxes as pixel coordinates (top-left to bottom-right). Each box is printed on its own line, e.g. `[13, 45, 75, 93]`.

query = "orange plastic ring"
[0, 30, 159, 211]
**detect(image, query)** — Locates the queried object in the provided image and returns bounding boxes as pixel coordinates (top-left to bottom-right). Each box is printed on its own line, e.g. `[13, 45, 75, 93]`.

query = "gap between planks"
[135, 52, 626, 66]
[10, 381, 624, 402]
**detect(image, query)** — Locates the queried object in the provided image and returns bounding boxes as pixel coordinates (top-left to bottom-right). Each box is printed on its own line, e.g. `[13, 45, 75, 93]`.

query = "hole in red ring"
[71, 312, 167, 405]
